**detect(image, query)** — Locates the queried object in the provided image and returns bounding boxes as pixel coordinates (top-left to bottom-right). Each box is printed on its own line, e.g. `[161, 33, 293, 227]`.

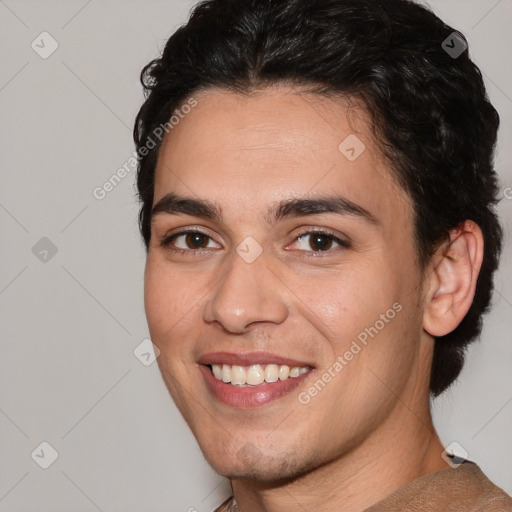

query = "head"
[135, 0, 502, 482]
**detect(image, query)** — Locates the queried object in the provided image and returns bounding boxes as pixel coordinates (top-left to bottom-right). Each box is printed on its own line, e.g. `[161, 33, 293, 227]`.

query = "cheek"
[143, 256, 201, 347]
[291, 261, 397, 346]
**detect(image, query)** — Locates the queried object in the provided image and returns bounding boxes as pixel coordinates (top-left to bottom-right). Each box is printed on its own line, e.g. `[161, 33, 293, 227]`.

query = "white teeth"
[212, 364, 222, 380]
[230, 365, 245, 385]
[221, 364, 231, 383]
[279, 365, 290, 380]
[246, 365, 265, 385]
[264, 364, 279, 383]
[209, 363, 310, 386]
[289, 367, 300, 378]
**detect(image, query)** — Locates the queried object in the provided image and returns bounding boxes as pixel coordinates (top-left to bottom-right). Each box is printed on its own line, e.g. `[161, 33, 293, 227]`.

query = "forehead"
[153, 85, 411, 231]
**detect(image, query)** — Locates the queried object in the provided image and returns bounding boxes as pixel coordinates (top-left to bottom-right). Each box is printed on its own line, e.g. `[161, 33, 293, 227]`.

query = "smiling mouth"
[207, 363, 312, 386]
[197, 352, 316, 407]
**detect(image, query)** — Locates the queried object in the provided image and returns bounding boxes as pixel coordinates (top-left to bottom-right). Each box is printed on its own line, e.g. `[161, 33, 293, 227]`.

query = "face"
[144, 85, 429, 481]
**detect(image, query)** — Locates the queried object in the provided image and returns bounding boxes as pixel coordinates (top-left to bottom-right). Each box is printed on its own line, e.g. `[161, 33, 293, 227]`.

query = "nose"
[202, 248, 289, 333]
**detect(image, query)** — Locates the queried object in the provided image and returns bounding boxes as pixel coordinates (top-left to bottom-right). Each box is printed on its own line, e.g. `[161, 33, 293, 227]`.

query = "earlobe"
[423, 220, 484, 338]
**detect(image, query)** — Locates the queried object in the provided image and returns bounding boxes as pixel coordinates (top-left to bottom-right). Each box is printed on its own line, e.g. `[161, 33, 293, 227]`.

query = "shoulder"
[465, 463, 512, 511]
[441, 461, 512, 510]
[365, 461, 512, 511]
[212, 463, 512, 511]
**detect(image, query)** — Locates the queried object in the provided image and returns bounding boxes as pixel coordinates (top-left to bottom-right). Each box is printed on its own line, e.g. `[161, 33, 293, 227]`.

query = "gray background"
[0, 0, 510, 510]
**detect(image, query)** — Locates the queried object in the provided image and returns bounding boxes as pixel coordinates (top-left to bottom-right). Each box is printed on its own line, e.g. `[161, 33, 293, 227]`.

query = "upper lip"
[198, 351, 314, 368]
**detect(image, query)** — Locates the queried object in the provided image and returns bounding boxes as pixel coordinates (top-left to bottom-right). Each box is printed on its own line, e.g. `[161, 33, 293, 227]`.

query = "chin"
[203, 445, 318, 485]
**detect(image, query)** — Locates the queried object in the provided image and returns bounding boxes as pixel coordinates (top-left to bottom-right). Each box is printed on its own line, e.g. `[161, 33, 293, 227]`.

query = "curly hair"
[133, 0, 502, 396]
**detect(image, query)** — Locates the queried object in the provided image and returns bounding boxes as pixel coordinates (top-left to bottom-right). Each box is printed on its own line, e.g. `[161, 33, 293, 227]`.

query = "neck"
[230, 396, 448, 512]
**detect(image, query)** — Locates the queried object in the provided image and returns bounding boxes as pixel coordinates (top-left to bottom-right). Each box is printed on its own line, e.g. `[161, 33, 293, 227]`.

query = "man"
[134, 0, 512, 510]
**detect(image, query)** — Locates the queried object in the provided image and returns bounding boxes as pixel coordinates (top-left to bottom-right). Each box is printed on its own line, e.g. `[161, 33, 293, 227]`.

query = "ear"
[423, 220, 484, 337]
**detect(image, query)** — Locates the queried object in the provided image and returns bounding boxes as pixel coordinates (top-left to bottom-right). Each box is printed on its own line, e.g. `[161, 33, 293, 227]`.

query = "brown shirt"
[214, 461, 512, 511]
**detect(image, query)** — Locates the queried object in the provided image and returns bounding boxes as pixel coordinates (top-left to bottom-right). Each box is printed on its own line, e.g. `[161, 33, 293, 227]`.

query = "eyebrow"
[151, 192, 378, 226]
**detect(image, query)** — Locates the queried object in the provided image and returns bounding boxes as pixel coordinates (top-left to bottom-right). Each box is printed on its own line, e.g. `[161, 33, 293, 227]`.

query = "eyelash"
[159, 227, 351, 256]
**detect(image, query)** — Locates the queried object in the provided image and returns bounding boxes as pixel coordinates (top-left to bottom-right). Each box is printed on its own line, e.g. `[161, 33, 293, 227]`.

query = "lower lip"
[199, 365, 313, 408]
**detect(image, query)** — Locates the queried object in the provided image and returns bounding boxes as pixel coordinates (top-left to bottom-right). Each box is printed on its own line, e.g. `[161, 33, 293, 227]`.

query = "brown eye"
[184, 232, 209, 249]
[160, 230, 221, 252]
[291, 230, 351, 253]
[308, 234, 333, 251]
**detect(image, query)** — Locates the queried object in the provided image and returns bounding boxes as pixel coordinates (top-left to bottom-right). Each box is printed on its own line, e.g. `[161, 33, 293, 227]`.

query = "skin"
[144, 85, 484, 511]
